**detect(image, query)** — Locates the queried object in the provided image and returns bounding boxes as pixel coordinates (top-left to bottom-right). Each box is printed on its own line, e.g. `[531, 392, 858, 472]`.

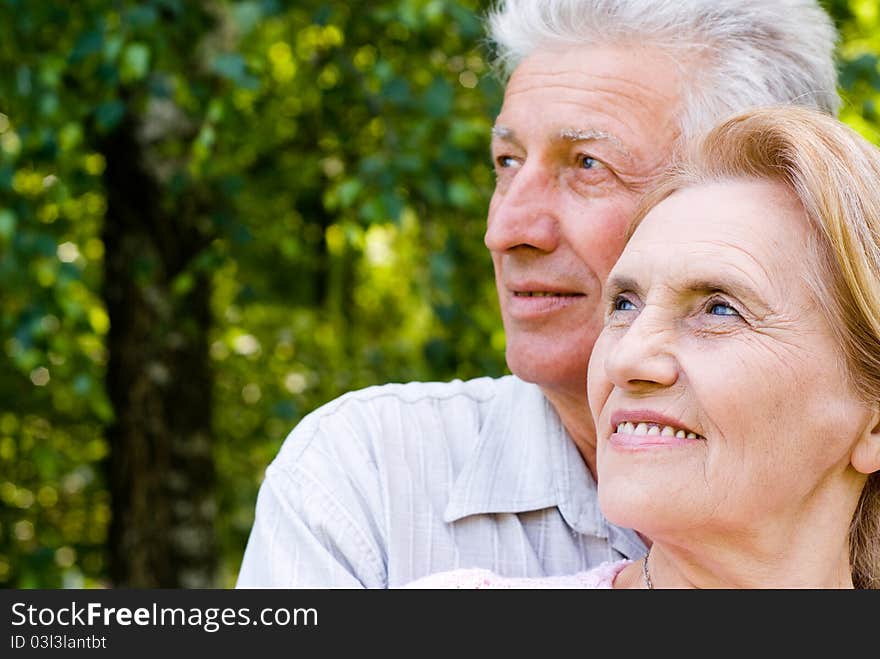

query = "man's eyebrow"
[491, 125, 515, 140]
[491, 124, 632, 165]
[559, 127, 630, 157]
[491, 125, 627, 148]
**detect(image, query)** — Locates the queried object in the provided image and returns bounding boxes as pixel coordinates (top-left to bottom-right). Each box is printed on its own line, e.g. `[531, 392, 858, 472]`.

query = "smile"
[615, 421, 704, 440]
[506, 288, 586, 320]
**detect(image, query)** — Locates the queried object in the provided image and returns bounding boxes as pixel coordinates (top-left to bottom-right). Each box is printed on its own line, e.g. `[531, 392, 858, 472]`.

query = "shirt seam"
[315, 383, 498, 419]
[270, 379, 501, 471]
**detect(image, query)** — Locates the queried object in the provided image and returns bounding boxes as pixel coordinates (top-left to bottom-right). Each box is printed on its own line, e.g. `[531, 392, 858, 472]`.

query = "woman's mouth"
[614, 421, 704, 440]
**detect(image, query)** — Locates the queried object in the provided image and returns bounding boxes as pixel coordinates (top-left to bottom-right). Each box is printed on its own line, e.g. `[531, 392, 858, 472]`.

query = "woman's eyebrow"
[677, 277, 760, 299]
[673, 274, 775, 315]
[606, 272, 773, 312]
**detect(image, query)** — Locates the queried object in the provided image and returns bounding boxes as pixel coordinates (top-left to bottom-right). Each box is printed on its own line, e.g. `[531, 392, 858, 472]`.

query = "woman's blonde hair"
[630, 105, 880, 588]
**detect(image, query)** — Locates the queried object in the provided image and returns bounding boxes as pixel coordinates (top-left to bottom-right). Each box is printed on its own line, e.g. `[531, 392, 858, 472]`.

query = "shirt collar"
[443, 376, 647, 558]
[443, 376, 604, 535]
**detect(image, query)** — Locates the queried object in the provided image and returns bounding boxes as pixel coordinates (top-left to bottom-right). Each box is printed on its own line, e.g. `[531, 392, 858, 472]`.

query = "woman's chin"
[600, 494, 655, 533]
[598, 478, 702, 536]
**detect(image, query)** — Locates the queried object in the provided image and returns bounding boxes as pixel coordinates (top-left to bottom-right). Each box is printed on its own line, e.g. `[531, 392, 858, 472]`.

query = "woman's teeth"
[615, 422, 703, 440]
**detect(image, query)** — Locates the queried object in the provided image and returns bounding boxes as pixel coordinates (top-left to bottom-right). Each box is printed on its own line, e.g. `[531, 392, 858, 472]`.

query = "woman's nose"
[602, 308, 679, 391]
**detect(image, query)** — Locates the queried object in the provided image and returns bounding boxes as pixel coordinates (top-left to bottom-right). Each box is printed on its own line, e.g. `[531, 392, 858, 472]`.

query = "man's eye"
[613, 295, 636, 311]
[496, 155, 520, 169]
[708, 301, 740, 317]
[579, 155, 605, 170]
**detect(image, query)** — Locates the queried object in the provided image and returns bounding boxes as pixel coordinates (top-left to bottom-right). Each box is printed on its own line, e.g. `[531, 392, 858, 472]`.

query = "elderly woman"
[405, 105, 880, 589]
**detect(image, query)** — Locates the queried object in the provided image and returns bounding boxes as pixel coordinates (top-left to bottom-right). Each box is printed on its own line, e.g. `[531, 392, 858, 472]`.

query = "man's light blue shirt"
[237, 375, 646, 587]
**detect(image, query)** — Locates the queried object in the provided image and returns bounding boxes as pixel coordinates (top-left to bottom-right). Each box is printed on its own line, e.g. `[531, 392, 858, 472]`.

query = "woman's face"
[588, 179, 872, 540]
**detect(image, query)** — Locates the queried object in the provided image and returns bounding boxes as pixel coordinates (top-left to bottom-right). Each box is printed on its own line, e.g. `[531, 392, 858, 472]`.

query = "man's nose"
[602, 308, 679, 392]
[484, 161, 560, 253]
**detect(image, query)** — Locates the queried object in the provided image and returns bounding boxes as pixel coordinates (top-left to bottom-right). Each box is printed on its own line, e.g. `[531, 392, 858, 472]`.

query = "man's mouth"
[505, 287, 586, 319]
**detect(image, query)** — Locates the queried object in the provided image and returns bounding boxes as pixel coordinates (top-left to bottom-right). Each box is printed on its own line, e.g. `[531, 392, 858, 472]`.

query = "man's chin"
[504, 349, 588, 394]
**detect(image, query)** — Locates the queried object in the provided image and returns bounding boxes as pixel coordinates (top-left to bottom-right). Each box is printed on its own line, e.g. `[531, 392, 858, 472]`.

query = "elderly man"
[237, 0, 840, 587]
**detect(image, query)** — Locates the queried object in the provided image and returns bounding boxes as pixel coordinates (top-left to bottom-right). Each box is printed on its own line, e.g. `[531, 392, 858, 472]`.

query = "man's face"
[486, 45, 681, 399]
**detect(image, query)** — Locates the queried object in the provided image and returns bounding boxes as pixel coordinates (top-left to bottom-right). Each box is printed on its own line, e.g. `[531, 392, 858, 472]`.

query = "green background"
[1, 0, 878, 588]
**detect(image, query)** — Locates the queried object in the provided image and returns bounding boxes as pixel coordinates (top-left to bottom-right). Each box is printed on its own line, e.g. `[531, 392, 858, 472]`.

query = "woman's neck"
[615, 529, 855, 589]
[615, 464, 868, 588]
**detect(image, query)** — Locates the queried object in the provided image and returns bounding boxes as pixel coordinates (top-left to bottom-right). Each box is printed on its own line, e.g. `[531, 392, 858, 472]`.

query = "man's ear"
[852, 405, 880, 475]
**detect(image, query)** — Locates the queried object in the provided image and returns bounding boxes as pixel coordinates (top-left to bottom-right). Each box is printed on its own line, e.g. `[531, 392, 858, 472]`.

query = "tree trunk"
[100, 116, 216, 587]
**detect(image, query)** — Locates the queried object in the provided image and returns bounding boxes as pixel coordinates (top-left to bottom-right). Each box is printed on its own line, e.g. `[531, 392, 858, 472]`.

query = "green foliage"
[827, 0, 880, 137]
[2, 0, 879, 587]
[1, 0, 503, 587]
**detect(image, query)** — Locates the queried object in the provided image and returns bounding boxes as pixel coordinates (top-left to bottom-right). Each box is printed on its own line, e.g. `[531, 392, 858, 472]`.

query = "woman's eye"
[613, 296, 636, 311]
[708, 301, 740, 317]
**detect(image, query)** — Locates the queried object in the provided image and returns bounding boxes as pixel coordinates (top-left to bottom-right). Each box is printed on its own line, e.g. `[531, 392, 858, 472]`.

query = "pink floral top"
[402, 559, 631, 589]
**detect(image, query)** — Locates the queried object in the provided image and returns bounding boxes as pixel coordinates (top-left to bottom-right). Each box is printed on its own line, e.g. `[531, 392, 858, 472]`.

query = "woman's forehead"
[617, 180, 815, 291]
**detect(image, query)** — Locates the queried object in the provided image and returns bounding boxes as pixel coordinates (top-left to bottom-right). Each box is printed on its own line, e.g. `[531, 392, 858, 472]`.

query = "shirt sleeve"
[236, 403, 388, 588]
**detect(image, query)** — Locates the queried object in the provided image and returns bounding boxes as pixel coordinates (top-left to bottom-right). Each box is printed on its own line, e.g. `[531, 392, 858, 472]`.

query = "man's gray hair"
[485, 0, 840, 143]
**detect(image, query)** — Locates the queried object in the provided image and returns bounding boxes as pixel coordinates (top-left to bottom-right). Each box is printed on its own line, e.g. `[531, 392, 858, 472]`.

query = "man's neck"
[539, 384, 598, 480]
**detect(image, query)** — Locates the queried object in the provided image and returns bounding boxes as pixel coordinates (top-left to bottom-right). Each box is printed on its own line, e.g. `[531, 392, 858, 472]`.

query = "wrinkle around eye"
[567, 163, 618, 192]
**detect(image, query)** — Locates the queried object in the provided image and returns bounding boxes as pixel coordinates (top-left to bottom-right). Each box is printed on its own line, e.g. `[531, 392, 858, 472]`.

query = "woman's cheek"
[587, 330, 616, 423]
